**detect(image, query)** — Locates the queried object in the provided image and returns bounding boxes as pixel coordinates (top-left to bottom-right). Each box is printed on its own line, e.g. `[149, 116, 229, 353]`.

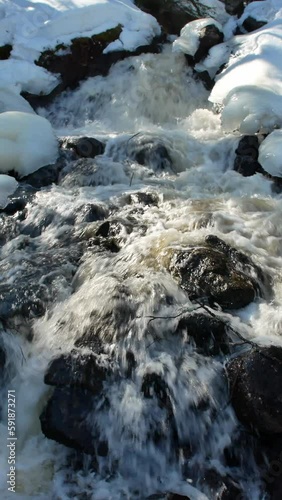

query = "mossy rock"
[0, 44, 12, 60]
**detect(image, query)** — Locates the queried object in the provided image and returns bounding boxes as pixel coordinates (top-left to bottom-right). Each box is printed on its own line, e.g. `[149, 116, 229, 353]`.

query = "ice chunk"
[0, 111, 58, 177]
[0, 175, 18, 208]
[258, 129, 282, 177]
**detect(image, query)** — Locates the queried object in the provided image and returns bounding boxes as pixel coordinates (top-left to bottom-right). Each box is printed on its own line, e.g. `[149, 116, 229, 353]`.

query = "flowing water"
[1, 45, 282, 499]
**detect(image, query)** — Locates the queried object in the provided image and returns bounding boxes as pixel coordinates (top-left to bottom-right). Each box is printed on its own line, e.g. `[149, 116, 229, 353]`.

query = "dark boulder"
[62, 136, 105, 158]
[242, 16, 267, 33]
[168, 235, 269, 310]
[44, 351, 112, 395]
[234, 155, 264, 177]
[0, 44, 12, 60]
[40, 386, 97, 454]
[234, 135, 265, 177]
[41, 351, 113, 453]
[193, 24, 224, 65]
[227, 346, 282, 434]
[22, 155, 66, 188]
[235, 135, 260, 159]
[176, 312, 230, 355]
[136, 0, 215, 35]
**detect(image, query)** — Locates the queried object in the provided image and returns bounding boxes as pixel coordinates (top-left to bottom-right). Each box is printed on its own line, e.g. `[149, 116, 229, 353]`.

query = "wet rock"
[75, 203, 109, 224]
[234, 135, 265, 177]
[41, 351, 113, 454]
[0, 283, 46, 321]
[234, 156, 264, 177]
[136, 0, 215, 35]
[0, 44, 12, 60]
[63, 136, 105, 158]
[0, 249, 76, 332]
[40, 386, 97, 454]
[21, 210, 55, 238]
[227, 346, 282, 434]
[22, 155, 66, 188]
[242, 16, 267, 33]
[44, 351, 112, 396]
[59, 157, 127, 188]
[0, 185, 35, 218]
[235, 136, 260, 159]
[96, 218, 134, 239]
[88, 217, 135, 252]
[141, 372, 178, 449]
[127, 135, 173, 172]
[176, 312, 230, 355]
[123, 191, 159, 206]
[168, 235, 268, 310]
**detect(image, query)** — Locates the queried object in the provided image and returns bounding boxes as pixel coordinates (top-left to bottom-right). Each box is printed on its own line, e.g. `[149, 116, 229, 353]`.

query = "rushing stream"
[1, 45, 282, 499]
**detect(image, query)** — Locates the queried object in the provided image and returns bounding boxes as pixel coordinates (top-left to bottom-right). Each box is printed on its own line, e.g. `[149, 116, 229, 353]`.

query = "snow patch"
[0, 111, 58, 177]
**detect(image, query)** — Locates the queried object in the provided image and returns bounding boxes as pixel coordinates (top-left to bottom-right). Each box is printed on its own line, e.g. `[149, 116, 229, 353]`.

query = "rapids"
[1, 45, 282, 499]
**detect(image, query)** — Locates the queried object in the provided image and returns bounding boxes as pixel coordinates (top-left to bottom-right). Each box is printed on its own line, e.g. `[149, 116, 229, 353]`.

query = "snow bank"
[173, 18, 223, 57]
[0, 175, 18, 208]
[0, 0, 160, 95]
[240, 0, 282, 26]
[0, 112, 58, 177]
[210, 13, 282, 133]
[258, 129, 282, 177]
[0, 86, 35, 114]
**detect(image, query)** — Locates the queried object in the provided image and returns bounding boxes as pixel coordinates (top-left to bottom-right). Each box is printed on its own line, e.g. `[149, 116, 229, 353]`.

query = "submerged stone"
[176, 312, 230, 355]
[40, 386, 97, 454]
[44, 351, 112, 395]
